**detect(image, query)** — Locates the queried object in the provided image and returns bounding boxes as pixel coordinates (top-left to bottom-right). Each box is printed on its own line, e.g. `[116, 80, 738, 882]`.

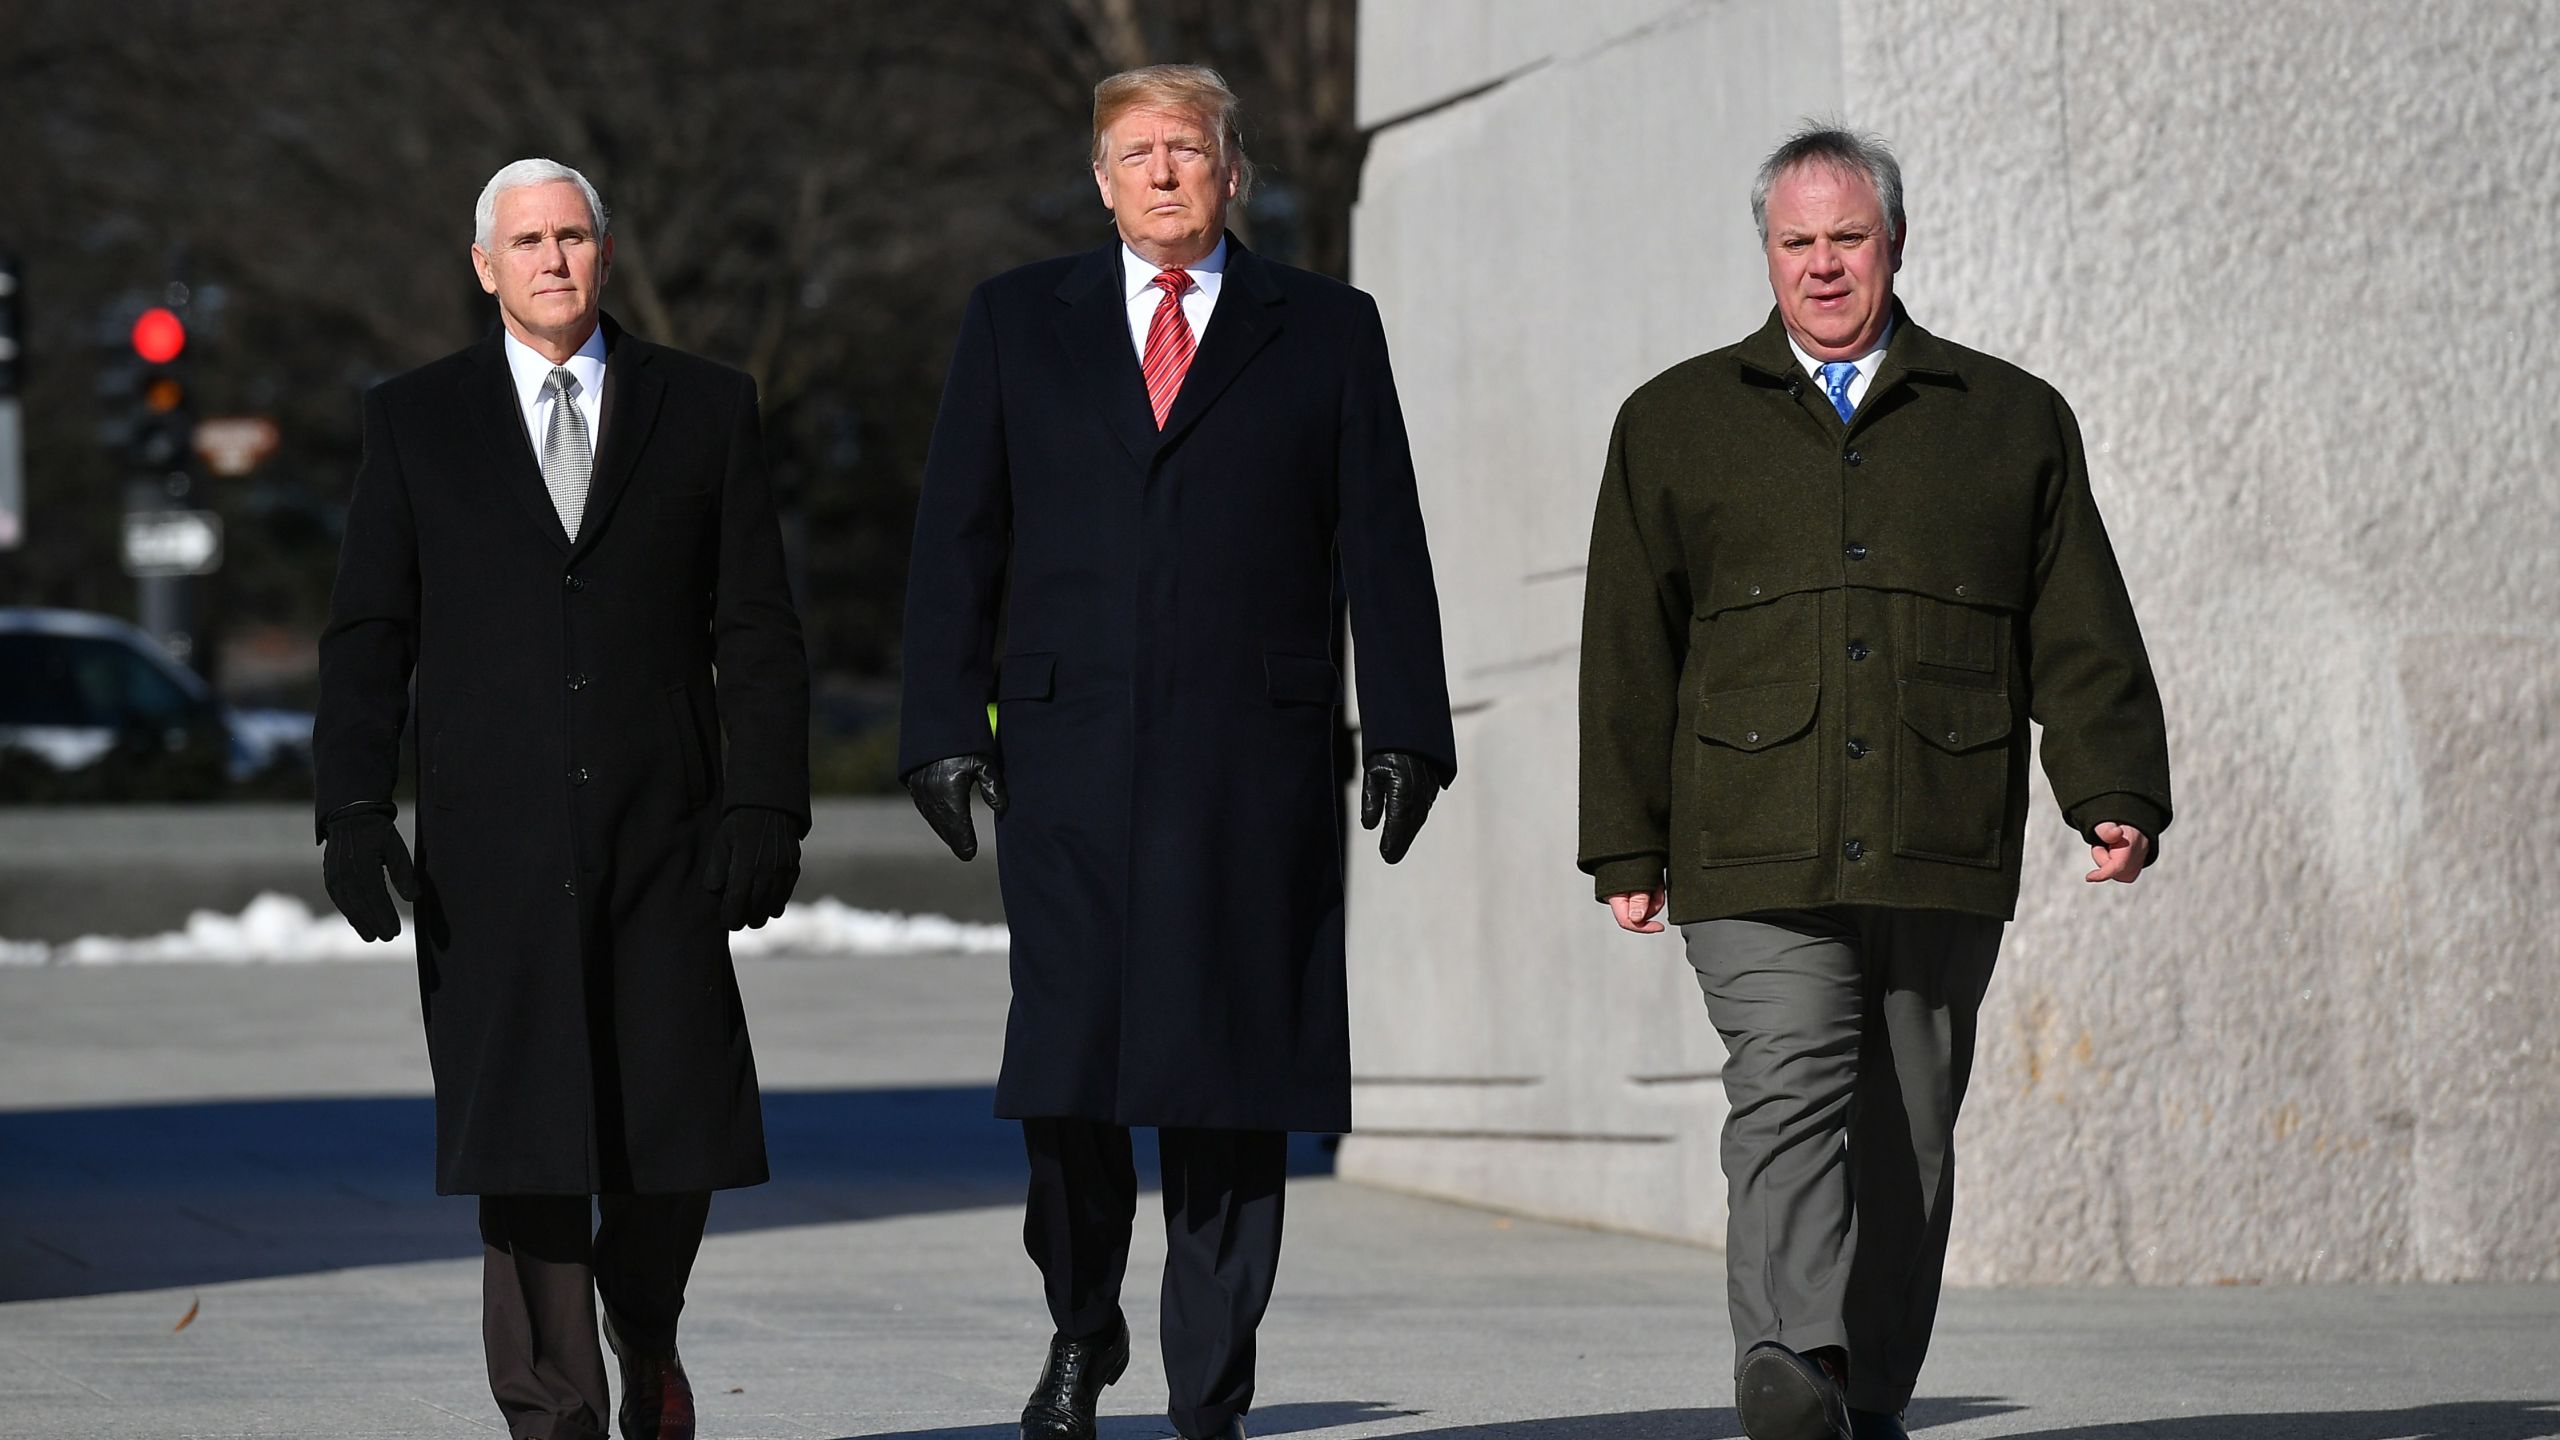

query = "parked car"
[0, 608, 315, 799]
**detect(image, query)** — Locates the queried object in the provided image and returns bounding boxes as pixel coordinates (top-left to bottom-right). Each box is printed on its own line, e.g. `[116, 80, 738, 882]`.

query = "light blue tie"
[1818, 361, 1859, 422]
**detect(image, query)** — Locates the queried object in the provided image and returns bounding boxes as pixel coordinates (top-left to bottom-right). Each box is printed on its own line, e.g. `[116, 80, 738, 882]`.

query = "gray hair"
[473, 158, 610, 250]
[1750, 124, 1904, 244]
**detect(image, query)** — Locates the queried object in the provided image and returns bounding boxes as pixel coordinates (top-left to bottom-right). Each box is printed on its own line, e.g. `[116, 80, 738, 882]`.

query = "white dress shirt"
[1120, 237, 1227, 359]
[501, 324, 608, 455]
[1786, 317, 1896, 412]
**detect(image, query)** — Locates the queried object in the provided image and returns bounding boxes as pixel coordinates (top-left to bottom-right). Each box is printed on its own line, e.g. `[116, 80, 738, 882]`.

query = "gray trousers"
[1683, 906, 2001, 1414]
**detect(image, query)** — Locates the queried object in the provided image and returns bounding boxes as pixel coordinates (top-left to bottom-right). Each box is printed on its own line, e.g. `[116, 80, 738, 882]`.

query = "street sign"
[193, 415, 280, 476]
[122, 509, 224, 576]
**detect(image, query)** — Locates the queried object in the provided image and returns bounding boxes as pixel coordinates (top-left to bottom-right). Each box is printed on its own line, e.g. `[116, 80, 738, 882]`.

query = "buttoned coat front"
[899, 236, 1457, 1134]
[315, 318, 809, 1195]
[1578, 307, 2172, 923]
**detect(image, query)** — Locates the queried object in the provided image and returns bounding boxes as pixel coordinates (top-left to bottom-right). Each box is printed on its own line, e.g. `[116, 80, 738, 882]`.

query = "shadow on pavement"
[0, 1085, 1332, 1303]
[839, 1398, 2560, 1439]
[842, 1400, 1424, 1439]
[1963, 1401, 2560, 1439]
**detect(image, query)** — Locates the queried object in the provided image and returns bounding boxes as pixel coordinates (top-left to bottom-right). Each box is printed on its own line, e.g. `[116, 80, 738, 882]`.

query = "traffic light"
[0, 255, 22, 397]
[125, 306, 191, 473]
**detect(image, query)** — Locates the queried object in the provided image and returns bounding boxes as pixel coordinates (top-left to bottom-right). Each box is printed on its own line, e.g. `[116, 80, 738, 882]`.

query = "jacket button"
[1745, 731, 1761, 744]
[1954, 584, 1968, 597]
[564, 574, 585, 591]
[1847, 739, 1870, 759]
[1847, 642, 1871, 662]
[567, 673, 590, 690]
[1844, 839, 1867, 861]
[562, 880, 576, 897]
[1845, 544, 1869, 562]
[569, 767, 590, 785]
[1844, 450, 1863, 467]
[1946, 730, 1961, 745]
[1748, 585, 1763, 597]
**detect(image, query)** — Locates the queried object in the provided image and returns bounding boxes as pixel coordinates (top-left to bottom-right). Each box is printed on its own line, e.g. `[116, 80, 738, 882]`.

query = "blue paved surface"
[1, 1085, 1332, 1302]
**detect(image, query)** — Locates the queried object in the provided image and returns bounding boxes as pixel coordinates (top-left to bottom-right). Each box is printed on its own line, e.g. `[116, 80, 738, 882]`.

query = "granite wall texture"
[1340, 0, 2559, 1283]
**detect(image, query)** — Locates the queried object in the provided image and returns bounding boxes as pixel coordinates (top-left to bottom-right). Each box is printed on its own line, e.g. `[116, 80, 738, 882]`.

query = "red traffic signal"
[131, 306, 187, 365]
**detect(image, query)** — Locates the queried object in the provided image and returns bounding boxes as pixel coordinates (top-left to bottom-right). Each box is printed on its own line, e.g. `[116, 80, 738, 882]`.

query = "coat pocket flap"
[1899, 680, 2013, 753]
[1697, 681, 1821, 751]
[996, 652, 1058, 701]
[1264, 652, 1342, 706]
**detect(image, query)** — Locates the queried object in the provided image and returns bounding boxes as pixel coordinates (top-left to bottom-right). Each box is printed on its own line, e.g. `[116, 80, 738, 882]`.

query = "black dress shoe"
[1735, 1341, 1851, 1440]
[615, 1349, 695, 1440]
[1020, 1316, 1131, 1440]
[1849, 1408, 1908, 1440]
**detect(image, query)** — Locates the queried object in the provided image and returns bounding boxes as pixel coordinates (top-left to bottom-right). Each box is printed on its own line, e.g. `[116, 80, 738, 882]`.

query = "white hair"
[472, 158, 610, 250]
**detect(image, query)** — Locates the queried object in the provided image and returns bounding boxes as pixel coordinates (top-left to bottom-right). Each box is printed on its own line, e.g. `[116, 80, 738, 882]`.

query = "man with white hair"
[901, 64, 1455, 1440]
[1579, 126, 2172, 1440]
[316, 157, 808, 1440]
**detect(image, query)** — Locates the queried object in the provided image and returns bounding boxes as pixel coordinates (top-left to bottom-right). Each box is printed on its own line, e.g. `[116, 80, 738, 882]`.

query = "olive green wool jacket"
[1577, 306, 2172, 923]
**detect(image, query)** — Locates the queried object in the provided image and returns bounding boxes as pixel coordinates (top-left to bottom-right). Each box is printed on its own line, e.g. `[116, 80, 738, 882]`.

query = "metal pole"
[0, 397, 23, 551]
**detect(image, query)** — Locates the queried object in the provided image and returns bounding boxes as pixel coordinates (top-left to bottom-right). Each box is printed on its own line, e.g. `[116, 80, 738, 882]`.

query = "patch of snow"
[0, 892, 1008, 966]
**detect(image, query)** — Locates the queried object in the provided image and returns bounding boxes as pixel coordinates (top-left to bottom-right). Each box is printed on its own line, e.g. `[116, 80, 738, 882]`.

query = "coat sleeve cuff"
[316, 799, 397, 845]
[1587, 854, 1668, 901]
[2064, 792, 2169, 867]
[722, 801, 811, 840]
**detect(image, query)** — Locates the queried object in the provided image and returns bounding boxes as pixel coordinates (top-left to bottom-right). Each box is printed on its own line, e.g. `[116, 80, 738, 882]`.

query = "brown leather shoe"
[615, 1350, 695, 1440]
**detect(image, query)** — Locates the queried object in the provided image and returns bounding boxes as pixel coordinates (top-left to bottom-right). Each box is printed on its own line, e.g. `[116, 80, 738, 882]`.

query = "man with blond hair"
[901, 65, 1455, 1440]
[1579, 126, 2171, 1440]
[317, 157, 808, 1440]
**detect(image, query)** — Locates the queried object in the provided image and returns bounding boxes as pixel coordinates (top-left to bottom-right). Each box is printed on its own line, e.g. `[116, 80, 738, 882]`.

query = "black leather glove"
[703, 806, 802, 931]
[1361, 750, 1443, 865]
[907, 753, 1006, 861]
[322, 804, 420, 942]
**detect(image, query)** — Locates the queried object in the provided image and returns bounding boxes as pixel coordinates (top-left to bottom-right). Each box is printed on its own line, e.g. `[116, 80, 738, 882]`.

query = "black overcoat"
[315, 317, 808, 1195]
[899, 236, 1457, 1134]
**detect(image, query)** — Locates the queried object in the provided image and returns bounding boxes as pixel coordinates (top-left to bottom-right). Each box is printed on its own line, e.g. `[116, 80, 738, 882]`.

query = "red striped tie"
[1141, 269, 1195, 429]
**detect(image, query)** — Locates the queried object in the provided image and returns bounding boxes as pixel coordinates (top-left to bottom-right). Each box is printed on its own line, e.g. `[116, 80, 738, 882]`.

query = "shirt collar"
[1121, 235, 1229, 301]
[1786, 314, 1896, 380]
[502, 323, 609, 407]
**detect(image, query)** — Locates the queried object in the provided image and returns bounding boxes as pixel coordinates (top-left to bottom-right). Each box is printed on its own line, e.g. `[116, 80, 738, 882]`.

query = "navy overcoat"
[316, 318, 808, 1194]
[898, 236, 1457, 1132]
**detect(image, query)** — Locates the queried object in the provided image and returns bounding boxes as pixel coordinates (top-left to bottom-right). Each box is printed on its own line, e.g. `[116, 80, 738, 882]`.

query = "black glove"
[907, 753, 1006, 861]
[703, 806, 802, 931]
[1361, 750, 1443, 865]
[322, 804, 420, 942]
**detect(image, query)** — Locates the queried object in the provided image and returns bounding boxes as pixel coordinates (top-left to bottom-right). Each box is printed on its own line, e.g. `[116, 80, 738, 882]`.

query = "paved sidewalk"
[3, 955, 2556, 1438]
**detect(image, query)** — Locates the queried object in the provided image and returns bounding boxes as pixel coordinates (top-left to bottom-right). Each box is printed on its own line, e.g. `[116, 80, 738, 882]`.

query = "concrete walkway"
[2, 954, 2555, 1438]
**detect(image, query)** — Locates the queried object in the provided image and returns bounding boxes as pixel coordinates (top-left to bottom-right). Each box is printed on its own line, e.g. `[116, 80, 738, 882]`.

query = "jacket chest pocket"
[1900, 593, 2008, 676]
[1892, 680, 2012, 867]
[1693, 681, 1823, 866]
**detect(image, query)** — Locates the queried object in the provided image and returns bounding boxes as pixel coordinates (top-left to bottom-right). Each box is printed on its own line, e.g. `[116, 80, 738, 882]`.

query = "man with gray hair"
[316, 157, 808, 1440]
[1578, 126, 2171, 1440]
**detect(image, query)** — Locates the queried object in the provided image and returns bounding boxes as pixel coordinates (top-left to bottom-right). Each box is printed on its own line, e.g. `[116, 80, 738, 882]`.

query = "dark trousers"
[1022, 1119, 1289, 1438]
[1681, 906, 2002, 1415]
[478, 1192, 712, 1440]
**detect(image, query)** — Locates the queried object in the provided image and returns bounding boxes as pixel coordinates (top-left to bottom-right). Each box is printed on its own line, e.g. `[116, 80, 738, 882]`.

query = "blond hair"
[1090, 64, 1255, 201]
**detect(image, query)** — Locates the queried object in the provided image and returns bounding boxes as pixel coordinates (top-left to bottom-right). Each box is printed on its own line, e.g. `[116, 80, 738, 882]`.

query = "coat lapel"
[568, 315, 666, 558]
[1852, 304, 1963, 432]
[462, 331, 573, 553]
[1156, 234, 1283, 452]
[1735, 308, 1840, 438]
[1052, 242, 1165, 470]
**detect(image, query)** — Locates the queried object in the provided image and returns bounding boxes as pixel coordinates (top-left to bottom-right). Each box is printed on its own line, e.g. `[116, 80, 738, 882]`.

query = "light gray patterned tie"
[539, 366, 592, 541]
